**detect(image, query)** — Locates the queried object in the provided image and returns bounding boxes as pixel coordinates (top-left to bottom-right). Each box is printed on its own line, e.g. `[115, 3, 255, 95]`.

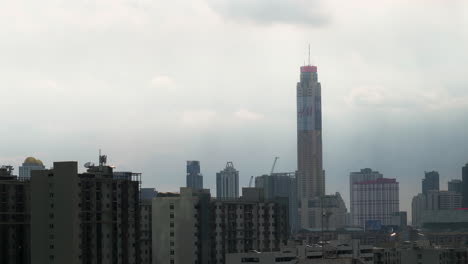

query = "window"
[170, 213, 174, 219]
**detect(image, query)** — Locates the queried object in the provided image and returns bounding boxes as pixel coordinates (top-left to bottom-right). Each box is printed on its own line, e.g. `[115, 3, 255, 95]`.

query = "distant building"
[351, 177, 399, 228]
[349, 168, 383, 226]
[18, 157, 45, 179]
[186, 160, 203, 189]
[448, 179, 463, 194]
[139, 188, 157, 264]
[152, 187, 289, 264]
[255, 172, 299, 233]
[411, 190, 462, 227]
[216, 162, 239, 199]
[422, 171, 440, 195]
[0, 165, 30, 264]
[30, 160, 140, 264]
[391, 211, 408, 228]
[301, 193, 347, 231]
[412, 193, 426, 227]
[462, 163, 468, 208]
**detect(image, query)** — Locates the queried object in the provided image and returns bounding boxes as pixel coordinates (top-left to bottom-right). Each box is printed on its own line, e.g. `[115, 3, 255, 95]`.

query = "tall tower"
[297, 64, 325, 202]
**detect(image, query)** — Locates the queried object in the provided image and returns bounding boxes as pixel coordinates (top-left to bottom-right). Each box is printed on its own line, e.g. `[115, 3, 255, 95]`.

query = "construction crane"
[249, 176, 254, 187]
[270, 156, 279, 175]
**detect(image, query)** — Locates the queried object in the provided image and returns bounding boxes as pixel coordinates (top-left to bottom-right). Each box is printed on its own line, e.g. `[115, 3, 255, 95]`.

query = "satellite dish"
[84, 162, 95, 168]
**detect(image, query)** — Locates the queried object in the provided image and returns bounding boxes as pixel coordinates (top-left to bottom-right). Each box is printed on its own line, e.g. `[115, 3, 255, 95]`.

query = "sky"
[1, 0, 468, 216]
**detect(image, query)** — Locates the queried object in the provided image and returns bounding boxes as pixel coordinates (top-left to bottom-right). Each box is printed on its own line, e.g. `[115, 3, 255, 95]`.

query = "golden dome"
[24, 157, 43, 166]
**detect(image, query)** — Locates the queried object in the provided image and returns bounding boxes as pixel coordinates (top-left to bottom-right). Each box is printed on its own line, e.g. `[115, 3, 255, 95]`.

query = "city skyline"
[1, 0, 468, 218]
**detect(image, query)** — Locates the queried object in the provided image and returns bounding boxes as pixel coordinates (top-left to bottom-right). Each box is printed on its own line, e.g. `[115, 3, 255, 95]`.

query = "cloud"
[181, 110, 217, 126]
[234, 109, 264, 121]
[150, 75, 175, 90]
[207, 0, 330, 26]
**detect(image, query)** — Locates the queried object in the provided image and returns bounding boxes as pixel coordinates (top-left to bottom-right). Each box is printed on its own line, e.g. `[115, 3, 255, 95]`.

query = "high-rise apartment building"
[296, 64, 324, 202]
[30, 159, 140, 264]
[152, 187, 289, 264]
[186, 160, 203, 189]
[255, 172, 299, 232]
[462, 163, 468, 208]
[140, 188, 157, 264]
[422, 171, 440, 194]
[0, 166, 30, 264]
[216, 162, 239, 199]
[349, 168, 383, 226]
[448, 179, 463, 194]
[351, 177, 399, 227]
[18, 157, 45, 179]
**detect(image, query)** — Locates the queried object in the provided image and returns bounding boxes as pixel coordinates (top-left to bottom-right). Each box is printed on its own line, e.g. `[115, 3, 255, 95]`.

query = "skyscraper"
[296, 64, 324, 224]
[349, 168, 383, 225]
[216, 162, 239, 199]
[448, 179, 463, 194]
[462, 163, 468, 208]
[422, 171, 440, 194]
[186, 160, 203, 189]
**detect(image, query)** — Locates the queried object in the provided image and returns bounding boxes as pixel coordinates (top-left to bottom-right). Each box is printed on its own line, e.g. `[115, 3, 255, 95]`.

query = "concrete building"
[255, 172, 299, 233]
[373, 240, 468, 264]
[462, 163, 468, 208]
[152, 188, 212, 264]
[0, 166, 30, 264]
[18, 156, 45, 179]
[226, 236, 374, 264]
[296, 64, 325, 229]
[422, 171, 440, 195]
[30, 159, 140, 264]
[391, 211, 408, 229]
[448, 179, 463, 194]
[140, 188, 157, 264]
[351, 177, 399, 228]
[216, 162, 239, 199]
[186, 160, 203, 189]
[349, 168, 383, 226]
[301, 193, 347, 231]
[153, 187, 289, 264]
[412, 191, 462, 227]
[419, 209, 468, 231]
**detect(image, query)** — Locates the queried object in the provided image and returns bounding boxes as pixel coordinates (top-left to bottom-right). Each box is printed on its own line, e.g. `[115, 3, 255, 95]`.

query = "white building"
[349, 168, 383, 226]
[351, 176, 399, 228]
[18, 156, 45, 179]
[216, 162, 239, 199]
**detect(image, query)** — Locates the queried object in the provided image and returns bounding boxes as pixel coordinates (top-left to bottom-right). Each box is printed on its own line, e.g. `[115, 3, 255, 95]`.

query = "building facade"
[422, 171, 440, 195]
[0, 166, 30, 264]
[351, 178, 399, 228]
[216, 162, 239, 199]
[462, 163, 468, 208]
[30, 160, 140, 264]
[349, 168, 383, 226]
[448, 179, 463, 194]
[18, 156, 45, 179]
[186, 160, 203, 189]
[296, 64, 325, 213]
[302, 192, 347, 230]
[255, 172, 299, 233]
[412, 190, 462, 227]
[140, 188, 157, 264]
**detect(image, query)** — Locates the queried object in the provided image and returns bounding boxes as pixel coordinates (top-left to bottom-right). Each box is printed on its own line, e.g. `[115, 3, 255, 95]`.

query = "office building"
[463, 163, 468, 208]
[351, 177, 399, 227]
[186, 160, 203, 189]
[30, 158, 140, 264]
[411, 193, 426, 227]
[411, 190, 462, 227]
[349, 168, 383, 226]
[448, 179, 463, 194]
[296, 63, 325, 206]
[140, 188, 157, 264]
[422, 171, 440, 195]
[391, 211, 408, 229]
[0, 166, 30, 264]
[18, 156, 45, 179]
[216, 162, 239, 199]
[255, 172, 299, 232]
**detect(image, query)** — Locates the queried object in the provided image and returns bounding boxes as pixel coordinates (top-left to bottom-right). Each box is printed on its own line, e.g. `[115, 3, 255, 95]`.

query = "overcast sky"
[1, 0, 468, 215]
